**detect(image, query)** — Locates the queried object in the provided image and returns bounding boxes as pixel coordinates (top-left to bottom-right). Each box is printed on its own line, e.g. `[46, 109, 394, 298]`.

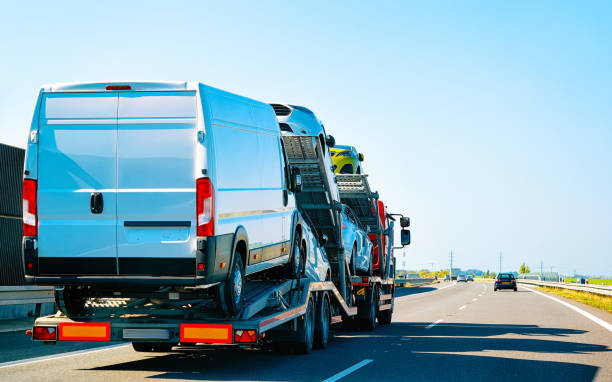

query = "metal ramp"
[336, 174, 387, 277]
[282, 136, 343, 260]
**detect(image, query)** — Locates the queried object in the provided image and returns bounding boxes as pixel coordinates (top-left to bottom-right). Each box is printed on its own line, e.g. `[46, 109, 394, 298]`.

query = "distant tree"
[519, 263, 531, 274]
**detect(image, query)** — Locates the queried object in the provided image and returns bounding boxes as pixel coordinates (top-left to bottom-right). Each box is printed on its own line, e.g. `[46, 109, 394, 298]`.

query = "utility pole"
[499, 251, 502, 274]
[449, 250, 454, 280]
[540, 260, 543, 281]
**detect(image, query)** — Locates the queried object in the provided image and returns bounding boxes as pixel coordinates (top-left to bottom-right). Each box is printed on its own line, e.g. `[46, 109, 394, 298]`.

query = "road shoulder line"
[523, 286, 612, 332]
[0, 344, 129, 369]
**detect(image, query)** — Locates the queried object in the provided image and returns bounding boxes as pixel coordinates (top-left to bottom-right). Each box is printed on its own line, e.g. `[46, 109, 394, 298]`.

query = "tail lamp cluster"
[23, 179, 37, 236]
[33, 326, 57, 341]
[234, 329, 257, 343]
[196, 177, 214, 236]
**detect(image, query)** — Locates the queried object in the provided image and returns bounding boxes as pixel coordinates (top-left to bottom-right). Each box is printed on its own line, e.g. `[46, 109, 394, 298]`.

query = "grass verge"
[563, 278, 612, 286]
[537, 286, 612, 314]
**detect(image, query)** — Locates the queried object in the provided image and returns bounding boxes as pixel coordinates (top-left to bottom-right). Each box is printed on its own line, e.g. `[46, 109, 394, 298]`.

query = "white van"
[22, 81, 324, 316]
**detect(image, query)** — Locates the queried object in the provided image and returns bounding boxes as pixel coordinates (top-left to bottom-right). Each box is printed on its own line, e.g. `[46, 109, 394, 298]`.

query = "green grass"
[537, 286, 612, 314]
[563, 278, 612, 285]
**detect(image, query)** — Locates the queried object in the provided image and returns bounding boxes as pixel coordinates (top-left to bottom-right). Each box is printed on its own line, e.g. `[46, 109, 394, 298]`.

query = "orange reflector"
[58, 322, 110, 341]
[180, 324, 232, 344]
[220, 262, 226, 269]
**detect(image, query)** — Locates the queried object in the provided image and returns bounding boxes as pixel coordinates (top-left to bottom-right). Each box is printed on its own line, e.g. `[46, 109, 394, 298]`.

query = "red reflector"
[362, 277, 369, 283]
[106, 85, 131, 90]
[25, 329, 32, 336]
[27, 263, 33, 269]
[22, 179, 37, 236]
[198, 263, 204, 271]
[196, 178, 214, 236]
[33, 326, 57, 340]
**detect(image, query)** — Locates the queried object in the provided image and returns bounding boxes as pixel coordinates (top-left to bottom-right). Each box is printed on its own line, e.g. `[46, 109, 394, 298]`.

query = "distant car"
[457, 275, 467, 282]
[467, 275, 474, 282]
[330, 145, 364, 174]
[341, 204, 373, 275]
[494, 273, 517, 291]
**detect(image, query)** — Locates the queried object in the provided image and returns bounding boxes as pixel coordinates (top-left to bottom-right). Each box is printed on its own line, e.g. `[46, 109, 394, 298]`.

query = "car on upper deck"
[330, 145, 364, 174]
[341, 204, 373, 276]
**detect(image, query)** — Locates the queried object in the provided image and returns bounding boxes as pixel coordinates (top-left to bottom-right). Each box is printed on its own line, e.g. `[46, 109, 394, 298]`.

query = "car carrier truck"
[23, 82, 411, 354]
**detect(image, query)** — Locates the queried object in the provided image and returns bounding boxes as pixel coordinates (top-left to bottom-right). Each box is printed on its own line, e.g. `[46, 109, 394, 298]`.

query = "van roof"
[42, 81, 195, 92]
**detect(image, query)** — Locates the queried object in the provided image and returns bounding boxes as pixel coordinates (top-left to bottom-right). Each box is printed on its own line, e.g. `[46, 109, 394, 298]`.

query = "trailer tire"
[224, 253, 245, 317]
[360, 286, 377, 331]
[294, 298, 315, 354]
[56, 287, 87, 317]
[132, 342, 173, 352]
[314, 294, 330, 349]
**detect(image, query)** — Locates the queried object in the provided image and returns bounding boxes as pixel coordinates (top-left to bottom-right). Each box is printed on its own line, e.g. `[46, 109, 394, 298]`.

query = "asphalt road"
[1, 281, 611, 382]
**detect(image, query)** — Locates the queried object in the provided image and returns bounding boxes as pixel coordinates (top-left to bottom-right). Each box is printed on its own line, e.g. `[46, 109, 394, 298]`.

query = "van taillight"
[196, 177, 214, 236]
[23, 179, 37, 236]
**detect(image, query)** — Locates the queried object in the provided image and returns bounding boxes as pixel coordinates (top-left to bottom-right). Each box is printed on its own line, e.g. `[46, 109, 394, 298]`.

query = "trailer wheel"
[314, 294, 330, 349]
[56, 287, 87, 317]
[132, 342, 173, 352]
[224, 253, 245, 317]
[294, 298, 315, 354]
[360, 286, 377, 331]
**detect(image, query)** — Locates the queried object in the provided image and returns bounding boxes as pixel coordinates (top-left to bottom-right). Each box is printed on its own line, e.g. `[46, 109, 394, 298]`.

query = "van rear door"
[37, 92, 118, 275]
[116, 92, 198, 276]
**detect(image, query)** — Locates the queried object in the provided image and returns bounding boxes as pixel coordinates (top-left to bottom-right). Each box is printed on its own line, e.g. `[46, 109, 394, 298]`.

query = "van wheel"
[287, 234, 304, 279]
[294, 298, 315, 354]
[314, 294, 330, 349]
[56, 287, 87, 317]
[132, 342, 174, 352]
[224, 253, 245, 317]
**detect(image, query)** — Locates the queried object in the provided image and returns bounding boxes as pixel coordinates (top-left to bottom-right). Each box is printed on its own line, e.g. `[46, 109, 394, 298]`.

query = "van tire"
[287, 233, 304, 279]
[314, 294, 330, 349]
[360, 286, 377, 331]
[224, 253, 245, 317]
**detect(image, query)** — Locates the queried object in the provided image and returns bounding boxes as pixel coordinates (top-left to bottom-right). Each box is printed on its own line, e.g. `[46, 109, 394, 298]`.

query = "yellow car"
[330, 145, 364, 174]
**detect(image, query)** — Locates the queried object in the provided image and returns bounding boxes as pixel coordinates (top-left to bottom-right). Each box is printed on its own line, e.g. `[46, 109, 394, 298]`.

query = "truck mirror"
[325, 135, 335, 148]
[292, 167, 302, 193]
[358, 153, 364, 162]
[320, 234, 328, 245]
[401, 229, 411, 246]
[400, 217, 410, 228]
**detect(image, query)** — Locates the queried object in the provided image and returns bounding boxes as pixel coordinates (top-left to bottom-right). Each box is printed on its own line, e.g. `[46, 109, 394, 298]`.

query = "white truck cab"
[22, 81, 324, 316]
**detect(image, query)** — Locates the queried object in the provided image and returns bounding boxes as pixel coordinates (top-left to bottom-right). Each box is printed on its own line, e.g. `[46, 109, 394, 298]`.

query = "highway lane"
[1, 281, 610, 381]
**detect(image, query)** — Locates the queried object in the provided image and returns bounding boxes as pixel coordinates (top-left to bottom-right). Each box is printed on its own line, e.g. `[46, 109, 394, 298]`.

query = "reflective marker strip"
[180, 324, 232, 343]
[58, 322, 110, 341]
[425, 319, 443, 329]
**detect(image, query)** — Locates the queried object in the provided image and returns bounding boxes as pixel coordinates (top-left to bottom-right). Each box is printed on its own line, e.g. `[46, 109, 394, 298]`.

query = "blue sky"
[1, 1, 610, 276]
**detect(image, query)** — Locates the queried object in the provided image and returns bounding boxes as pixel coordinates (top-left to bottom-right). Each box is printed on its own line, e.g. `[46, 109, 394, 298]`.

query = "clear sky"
[1, 1, 610, 276]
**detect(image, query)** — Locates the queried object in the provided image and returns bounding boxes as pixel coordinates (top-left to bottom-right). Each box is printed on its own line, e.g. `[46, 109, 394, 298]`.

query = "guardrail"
[395, 278, 437, 287]
[0, 286, 55, 317]
[517, 279, 612, 297]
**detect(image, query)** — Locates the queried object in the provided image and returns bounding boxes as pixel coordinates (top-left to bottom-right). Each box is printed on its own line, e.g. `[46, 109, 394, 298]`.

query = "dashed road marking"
[459, 305, 466, 310]
[472, 298, 478, 302]
[323, 359, 374, 382]
[425, 319, 443, 329]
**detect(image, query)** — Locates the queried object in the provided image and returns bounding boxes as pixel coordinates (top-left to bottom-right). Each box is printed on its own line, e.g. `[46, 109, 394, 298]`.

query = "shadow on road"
[85, 322, 608, 381]
[394, 286, 437, 297]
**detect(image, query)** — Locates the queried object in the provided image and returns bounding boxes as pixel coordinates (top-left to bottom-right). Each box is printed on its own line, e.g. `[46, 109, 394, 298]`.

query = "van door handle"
[90, 192, 104, 214]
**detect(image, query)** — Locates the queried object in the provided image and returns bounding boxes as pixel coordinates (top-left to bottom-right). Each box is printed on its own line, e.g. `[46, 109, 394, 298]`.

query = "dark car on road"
[494, 273, 517, 291]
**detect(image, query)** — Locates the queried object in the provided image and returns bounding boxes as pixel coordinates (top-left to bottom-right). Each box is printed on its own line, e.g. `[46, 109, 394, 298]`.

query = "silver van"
[22, 81, 322, 316]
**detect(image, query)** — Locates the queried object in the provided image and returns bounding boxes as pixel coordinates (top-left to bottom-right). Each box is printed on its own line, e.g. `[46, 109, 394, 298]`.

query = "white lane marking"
[459, 305, 466, 310]
[437, 282, 457, 291]
[425, 319, 443, 329]
[322, 359, 373, 382]
[472, 298, 478, 302]
[0, 344, 129, 369]
[524, 286, 612, 332]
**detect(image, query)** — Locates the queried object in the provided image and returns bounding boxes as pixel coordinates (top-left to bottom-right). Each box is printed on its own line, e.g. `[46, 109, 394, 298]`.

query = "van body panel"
[116, 92, 197, 265]
[37, 92, 118, 273]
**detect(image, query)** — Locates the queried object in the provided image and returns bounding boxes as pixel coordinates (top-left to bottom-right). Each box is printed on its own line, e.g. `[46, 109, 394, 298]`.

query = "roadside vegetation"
[537, 286, 612, 314]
